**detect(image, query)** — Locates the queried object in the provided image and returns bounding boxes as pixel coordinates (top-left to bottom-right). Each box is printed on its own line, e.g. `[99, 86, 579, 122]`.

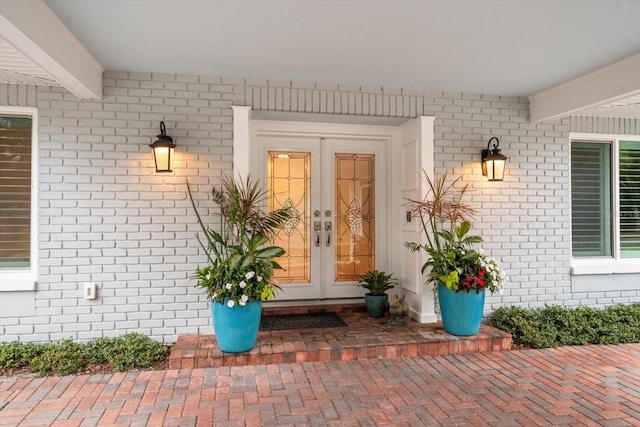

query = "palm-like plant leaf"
[404, 171, 483, 285]
[189, 174, 295, 303]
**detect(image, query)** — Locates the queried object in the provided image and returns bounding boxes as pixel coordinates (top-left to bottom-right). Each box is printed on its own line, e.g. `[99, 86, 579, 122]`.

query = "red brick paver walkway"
[1, 344, 639, 426]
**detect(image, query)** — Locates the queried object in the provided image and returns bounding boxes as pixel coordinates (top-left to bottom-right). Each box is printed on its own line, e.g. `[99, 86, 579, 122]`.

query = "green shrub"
[1, 333, 169, 376]
[99, 333, 168, 372]
[489, 306, 557, 348]
[30, 339, 86, 376]
[595, 304, 640, 344]
[0, 341, 47, 369]
[489, 303, 640, 349]
[82, 337, 110, 365]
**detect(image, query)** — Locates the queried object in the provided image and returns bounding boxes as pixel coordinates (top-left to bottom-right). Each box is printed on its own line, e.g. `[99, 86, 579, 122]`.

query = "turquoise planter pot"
[212, 299, 262, 353]
[364, 293, 389, 318]
[437, 283, 485, 336]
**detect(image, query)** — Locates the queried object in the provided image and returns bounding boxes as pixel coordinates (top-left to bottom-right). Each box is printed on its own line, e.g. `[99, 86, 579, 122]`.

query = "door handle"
[314, 221, 321, 247]
[325, 221, 332, 247]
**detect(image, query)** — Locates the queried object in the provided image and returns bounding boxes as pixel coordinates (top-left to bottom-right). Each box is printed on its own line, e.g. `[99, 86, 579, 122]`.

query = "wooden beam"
[529, 53, 640, 123]
[0, 0, 103, 99]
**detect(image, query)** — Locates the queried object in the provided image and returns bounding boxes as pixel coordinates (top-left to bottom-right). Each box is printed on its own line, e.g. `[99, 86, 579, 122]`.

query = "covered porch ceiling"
[1, 0, 639, 122]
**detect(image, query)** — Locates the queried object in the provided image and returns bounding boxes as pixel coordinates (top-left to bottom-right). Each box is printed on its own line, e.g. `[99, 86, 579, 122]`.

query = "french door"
[251, 129, 388, 300]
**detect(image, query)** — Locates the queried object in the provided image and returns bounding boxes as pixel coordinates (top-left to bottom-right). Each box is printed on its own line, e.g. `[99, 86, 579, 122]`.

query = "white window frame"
[0, 106, 38, 291]
[570, 132, 640, 276]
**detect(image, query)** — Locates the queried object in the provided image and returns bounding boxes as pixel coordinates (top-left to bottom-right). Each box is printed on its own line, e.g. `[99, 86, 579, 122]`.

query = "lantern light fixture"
[481, 137, 508, 181]
[149, 121, 175, 173]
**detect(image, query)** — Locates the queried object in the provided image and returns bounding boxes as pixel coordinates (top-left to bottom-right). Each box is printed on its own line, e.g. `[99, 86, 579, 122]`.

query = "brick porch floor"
[169, 304, 512, 369]
[1, 344, 639, 426]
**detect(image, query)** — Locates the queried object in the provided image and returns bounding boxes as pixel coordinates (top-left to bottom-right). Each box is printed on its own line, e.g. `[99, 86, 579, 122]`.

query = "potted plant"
[404, 172, 506, 336]
[358, 269, 396, 318]
[188, 175, 293, 353]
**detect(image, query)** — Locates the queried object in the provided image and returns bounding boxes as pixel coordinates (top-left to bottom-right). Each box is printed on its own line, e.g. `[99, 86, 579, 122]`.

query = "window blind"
[0, 116, 32, 268]
[571, 142, 612, 257]
[619, 141, 640, 257]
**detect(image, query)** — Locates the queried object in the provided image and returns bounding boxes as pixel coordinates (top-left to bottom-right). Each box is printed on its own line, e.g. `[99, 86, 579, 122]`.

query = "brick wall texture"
[1, 71, 639, 343]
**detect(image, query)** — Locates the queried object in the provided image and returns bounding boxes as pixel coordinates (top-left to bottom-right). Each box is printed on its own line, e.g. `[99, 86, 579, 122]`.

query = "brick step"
[169, 303, 512, 369]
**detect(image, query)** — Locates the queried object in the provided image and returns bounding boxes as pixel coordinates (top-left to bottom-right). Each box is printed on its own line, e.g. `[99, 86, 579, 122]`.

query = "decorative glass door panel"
[334, 153, 375, 281]
[253, 127, 388, 301]
[267, 151, 311, 284]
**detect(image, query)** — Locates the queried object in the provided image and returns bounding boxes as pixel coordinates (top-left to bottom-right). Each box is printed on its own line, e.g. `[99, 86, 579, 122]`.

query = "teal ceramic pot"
[437, 283, 485, 336]
[212, 299, 262, 353]
[364, 293, 389, 318]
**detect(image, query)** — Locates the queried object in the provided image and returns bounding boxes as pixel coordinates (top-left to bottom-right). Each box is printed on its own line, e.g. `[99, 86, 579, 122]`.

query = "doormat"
[260, 312, 348, 331]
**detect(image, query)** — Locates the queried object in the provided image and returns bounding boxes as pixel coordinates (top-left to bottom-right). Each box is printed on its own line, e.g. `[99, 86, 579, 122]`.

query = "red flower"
[479, 269, 486, 277]
[475, 277, 485, 287]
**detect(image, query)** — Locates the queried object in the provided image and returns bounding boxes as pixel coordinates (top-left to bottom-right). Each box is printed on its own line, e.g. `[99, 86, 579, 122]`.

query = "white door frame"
[232, 106, 437, 323]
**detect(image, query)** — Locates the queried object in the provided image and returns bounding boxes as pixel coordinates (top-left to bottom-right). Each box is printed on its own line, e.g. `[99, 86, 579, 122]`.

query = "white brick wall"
[0, 72, 638, 343]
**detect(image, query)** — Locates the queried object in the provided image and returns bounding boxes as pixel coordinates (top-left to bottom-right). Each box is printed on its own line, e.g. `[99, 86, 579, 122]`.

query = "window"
[571, 142, 612, 257]
[0, 107, 37, 291]
[570, 134, 640, 274]
[619, 141, 640, 258]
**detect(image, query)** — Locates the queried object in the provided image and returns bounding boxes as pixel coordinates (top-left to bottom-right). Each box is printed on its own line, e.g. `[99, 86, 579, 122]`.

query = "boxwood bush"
[0, 333, 168, 376]
[31, 339, 85, 376]
[489, 303, 640, 349]
[0, 341, 48, 369]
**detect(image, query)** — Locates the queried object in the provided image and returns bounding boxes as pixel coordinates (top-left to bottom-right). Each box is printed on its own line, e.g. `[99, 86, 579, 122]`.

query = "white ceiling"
[2, 0, 640, 118]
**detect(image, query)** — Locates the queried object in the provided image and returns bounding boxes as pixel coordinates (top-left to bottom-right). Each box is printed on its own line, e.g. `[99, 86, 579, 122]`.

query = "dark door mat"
[260, 312, 348, 331]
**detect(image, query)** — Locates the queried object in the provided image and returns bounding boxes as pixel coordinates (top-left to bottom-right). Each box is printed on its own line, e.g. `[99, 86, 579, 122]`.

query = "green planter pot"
[437, 283, 485, 336]
[212, 299, 262, 353]
[364, 293, 389, 318]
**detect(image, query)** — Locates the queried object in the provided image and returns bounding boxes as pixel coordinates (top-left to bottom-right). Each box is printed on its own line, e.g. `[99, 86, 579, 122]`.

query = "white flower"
[212, 293, 216, 300]
[227, 300, 235, 308]
[257, 276, 263, 282]
[241, 294, 249, 303]
[239, 300, 246, 306]
[239, 280, 246, 289]
[225, 283, 232, 290]
[245, 271, 255, 280]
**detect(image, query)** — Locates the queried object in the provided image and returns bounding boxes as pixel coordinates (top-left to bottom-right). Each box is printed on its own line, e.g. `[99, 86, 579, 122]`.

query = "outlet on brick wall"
[84, 283, 97, 300]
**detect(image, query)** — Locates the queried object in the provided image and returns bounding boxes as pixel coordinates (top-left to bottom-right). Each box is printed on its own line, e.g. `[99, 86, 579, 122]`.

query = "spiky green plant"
[404, 172, 506, 294]
[188, 175, 293, 304]
[358, 270, 396, 296]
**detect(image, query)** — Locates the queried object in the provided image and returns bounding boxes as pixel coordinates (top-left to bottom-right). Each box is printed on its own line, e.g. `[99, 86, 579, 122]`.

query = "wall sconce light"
[481, 137, 508, 181]
[149, 121, 175, 173]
